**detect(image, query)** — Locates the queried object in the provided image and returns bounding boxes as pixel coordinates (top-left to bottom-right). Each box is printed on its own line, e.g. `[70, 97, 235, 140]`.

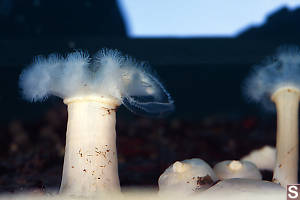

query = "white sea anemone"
[243, 45, 300, 187]
[19, 48, 174, 197]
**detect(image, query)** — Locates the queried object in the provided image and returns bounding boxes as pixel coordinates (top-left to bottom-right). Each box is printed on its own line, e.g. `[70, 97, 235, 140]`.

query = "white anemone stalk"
[244, 46, 300, 187]
[60, 96, 120, 196]
[19, 49, 174, 196]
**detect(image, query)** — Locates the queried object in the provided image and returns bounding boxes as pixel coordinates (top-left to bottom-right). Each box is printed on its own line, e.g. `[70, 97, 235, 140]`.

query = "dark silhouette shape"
[239, 7, 300, 39]
[0, 0, 126, 38]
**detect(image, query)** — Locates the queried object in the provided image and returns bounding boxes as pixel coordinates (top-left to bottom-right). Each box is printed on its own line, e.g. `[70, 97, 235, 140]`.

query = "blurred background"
[0, 0, 300, 193]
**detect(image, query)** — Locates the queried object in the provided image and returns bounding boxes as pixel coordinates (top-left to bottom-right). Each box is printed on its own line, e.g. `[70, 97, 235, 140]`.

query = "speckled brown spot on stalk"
[78, 149, 83, 157]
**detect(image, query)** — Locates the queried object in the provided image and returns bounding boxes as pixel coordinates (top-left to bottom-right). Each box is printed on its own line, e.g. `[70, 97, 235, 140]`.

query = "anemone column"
[272, 88, 300, 186]
[60, 96, 120, 196]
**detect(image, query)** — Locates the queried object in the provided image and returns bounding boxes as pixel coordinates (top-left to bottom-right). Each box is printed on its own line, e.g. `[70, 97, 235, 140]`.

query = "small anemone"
[19, 48, 174, 116]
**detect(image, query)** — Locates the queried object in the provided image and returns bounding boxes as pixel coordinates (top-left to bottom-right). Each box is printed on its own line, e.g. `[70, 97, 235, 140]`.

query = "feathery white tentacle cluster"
[244, 46, 300, 110]
[19, 49, 174, 116]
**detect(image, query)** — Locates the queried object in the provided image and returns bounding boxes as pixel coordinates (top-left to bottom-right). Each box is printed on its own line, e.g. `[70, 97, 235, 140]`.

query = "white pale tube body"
[272, 88, 300, 187]
[59, 96, 120, 196]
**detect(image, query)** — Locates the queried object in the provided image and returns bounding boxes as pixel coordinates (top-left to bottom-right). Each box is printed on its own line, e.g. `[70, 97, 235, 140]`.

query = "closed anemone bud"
[158, 159, 218, 196]
[241, 145, 276, 171]
[213, 160, 262, 180]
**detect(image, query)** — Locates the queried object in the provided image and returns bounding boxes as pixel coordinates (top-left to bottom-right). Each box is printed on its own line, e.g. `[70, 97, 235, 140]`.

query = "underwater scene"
[0, 0, 300, 199]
